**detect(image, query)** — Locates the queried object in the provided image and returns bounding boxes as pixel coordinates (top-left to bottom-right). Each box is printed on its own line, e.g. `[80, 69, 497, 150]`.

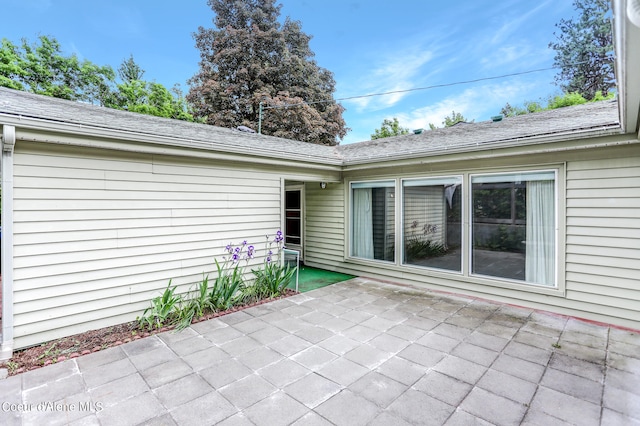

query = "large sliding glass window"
[402, 176, 462, 272]
[471, 171, 556, 286]
[351, 181, 395, 262]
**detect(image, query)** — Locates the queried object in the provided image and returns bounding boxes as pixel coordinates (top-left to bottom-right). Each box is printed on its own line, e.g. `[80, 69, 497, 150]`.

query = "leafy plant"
[175, 275, 216, 330]
[210, 259, 245, 310]
[405, 236, 447, 262]
[5, 360, 18, 374]
[138, 281, 182, 330]
[37, 342, 60, 362]
[136, 229, 294, 332]
[244, 230, 296, 302]
[252, 262, 296, 299]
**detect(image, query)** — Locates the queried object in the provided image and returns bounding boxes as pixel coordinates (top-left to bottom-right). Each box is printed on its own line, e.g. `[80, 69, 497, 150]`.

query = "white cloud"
[395, 80, 538, 130]
[489, 0, 553, 45]
[343, 50, 436, 111]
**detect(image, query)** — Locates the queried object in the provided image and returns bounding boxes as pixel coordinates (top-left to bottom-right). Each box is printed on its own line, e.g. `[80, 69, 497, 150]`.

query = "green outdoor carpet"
[287, 266, 356, 292]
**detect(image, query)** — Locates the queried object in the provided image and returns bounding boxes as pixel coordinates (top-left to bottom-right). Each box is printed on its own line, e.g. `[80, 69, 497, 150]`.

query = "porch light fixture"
[320, 182, 327, 189]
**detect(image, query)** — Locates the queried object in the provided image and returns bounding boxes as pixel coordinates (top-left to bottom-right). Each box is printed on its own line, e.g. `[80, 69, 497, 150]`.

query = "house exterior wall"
[11, 140, 338, 348]
[304, 144, 640, 330]
[565, 155, 640, 322]
[304, 181, 346, 266]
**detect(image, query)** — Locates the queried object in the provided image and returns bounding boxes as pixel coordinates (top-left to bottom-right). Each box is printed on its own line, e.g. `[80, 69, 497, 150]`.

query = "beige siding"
[565, 156, 640, 325]
[304, 151, 640, 330]
[11, 142, 332, 348]
[304, 182, 346, 265]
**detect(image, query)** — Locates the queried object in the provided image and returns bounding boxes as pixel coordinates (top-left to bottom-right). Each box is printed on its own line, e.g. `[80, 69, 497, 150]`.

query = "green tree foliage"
[107, 56, 196, 121]
[0, 35, 115, 105]
[118, 54, 145, 83]
[371, 117, 409, 140]
[549, 0, 614, 100]
[429, 111, 472, 129]
[442, 111, 471, 127]
[500, 91, 614, 117]
[500, 101, 543, 117]
[188, 0, 348, 145]
[0, 38, 195, 122]
[0, 39, 25, 90]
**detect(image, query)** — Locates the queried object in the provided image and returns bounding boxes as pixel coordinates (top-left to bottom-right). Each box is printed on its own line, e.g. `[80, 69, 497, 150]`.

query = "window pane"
[402, 177, 462, 272]
[351, 182, 395, 261]
[286, 190, 301, 209]
[471, 172, 555, 286]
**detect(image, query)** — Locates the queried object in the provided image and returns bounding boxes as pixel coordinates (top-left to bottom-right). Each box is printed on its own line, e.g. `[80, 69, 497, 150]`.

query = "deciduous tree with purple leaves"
[188, 0, 348, 145]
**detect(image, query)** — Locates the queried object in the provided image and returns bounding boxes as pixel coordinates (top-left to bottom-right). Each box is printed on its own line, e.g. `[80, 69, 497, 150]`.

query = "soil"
[0, 290, 297, 376]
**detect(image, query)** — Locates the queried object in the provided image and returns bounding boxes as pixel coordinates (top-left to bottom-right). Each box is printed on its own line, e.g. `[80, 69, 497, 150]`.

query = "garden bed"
[1, 289, 296, 376]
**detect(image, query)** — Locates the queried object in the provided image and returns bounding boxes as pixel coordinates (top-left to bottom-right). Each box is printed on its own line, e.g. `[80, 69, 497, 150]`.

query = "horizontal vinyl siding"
[12, 144, 287, 348]
[303, 152, 640, 330]
[564, 157, 640, 325]
[304, 182, 346, 266]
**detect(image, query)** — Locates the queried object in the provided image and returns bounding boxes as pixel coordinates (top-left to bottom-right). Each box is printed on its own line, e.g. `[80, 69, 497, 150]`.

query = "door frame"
[284, 183, 305, 259]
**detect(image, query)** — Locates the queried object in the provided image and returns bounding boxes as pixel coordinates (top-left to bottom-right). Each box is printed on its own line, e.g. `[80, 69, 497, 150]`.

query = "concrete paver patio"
[1, 277, 639, 425]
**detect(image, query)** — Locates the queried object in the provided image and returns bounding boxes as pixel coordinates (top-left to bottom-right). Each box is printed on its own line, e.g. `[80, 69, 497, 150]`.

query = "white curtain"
[353, 188, 374, 259]
[525, 180, 555, 286]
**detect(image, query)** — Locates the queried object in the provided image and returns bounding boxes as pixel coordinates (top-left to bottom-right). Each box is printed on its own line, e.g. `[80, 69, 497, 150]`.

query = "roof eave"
[0, 112, 345, 169]
[341, 125, 625, 168]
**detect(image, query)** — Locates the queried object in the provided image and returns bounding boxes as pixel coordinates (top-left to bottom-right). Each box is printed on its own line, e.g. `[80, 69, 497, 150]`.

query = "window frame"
[348, 179, 397, 264]
[469, 169, 559, 289]
[400, 175, 464, 274]
[344, 165, 566, 297]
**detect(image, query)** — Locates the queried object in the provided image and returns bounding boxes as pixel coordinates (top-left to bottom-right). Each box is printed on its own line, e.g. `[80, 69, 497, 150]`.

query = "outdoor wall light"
[320, 182, 327, 189]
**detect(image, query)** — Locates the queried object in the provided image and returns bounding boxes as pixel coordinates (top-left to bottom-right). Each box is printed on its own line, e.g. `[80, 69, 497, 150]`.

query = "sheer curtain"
[525, 180, 555, 286]
[352, 188, 374, 258]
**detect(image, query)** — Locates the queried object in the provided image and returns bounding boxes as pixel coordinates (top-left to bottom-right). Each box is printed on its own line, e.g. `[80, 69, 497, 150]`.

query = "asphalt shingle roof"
[0, 87, 621, 166]
[0, 88, 343, 165]
[338, 100, 620, 164]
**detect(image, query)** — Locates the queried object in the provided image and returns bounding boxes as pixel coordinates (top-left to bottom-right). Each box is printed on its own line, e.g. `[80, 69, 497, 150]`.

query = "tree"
[429, 111, 472, 129]
[499, 90, 614, 117]
[107, 56, 196, 121]
[549, 0, 614, 100]
[371, 117, 409, 139]
[442, 111, 471, 127]
[188, 0, 348, 145]
[0, 39, 26, 90]
[500, 100, 543, 117]
[118, 54, 145, 83]
[0, 35, 115, 105]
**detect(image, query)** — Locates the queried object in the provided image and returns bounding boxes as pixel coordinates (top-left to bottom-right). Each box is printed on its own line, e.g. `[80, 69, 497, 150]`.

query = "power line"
[257, 58, 610, 133]
[261, 60, 594, 110]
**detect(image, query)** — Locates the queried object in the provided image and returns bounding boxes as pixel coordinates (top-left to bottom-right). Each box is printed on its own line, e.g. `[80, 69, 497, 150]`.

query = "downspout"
[1, 125, 15, 360]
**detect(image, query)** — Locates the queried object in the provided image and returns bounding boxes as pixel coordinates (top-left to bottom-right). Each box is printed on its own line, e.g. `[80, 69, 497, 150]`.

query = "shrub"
[138, 281, 182, 330]
[404, 236, 447, 262]
[138, 230, 296, 331]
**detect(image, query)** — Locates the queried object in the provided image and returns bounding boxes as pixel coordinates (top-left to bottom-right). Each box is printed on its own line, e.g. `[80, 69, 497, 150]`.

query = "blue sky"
[3, 0, 576, 144]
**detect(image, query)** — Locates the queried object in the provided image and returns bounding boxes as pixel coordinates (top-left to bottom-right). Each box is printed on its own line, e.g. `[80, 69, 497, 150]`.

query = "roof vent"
[491, 115, 503, 122]
[413, 128, 424, 134]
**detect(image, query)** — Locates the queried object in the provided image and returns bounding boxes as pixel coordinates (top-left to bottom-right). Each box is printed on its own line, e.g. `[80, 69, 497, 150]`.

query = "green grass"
[287, 266, 356, 292]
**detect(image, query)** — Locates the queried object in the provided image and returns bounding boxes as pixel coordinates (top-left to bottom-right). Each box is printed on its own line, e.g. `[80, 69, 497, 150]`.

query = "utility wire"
[261, 60, 596, 110]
